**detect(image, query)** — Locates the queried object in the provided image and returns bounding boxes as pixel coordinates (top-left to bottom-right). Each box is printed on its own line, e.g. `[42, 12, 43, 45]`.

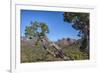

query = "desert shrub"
[21, 41, 89, 63]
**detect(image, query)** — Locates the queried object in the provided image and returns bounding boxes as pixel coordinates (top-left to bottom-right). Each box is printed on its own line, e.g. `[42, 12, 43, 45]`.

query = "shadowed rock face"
[55, 38, 78, 47]
[21, 36, 79, 49]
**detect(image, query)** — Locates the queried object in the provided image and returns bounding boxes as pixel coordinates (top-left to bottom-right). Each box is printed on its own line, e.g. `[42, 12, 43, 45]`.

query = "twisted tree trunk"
[40, 36, 70, 60]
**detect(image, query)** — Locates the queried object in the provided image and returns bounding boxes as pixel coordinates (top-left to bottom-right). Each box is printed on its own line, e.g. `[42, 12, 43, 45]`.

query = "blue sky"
[21, 10, 80, 41]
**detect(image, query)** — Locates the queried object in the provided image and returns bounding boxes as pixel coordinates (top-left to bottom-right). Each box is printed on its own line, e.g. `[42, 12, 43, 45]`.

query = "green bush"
[21, 42, 89, 63]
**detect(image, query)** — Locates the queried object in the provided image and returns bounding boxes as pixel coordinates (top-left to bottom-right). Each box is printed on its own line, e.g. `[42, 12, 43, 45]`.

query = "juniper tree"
[24, 21, 70, 60]
[63, 12, 89, 54]
[25, 21, 49, 45]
